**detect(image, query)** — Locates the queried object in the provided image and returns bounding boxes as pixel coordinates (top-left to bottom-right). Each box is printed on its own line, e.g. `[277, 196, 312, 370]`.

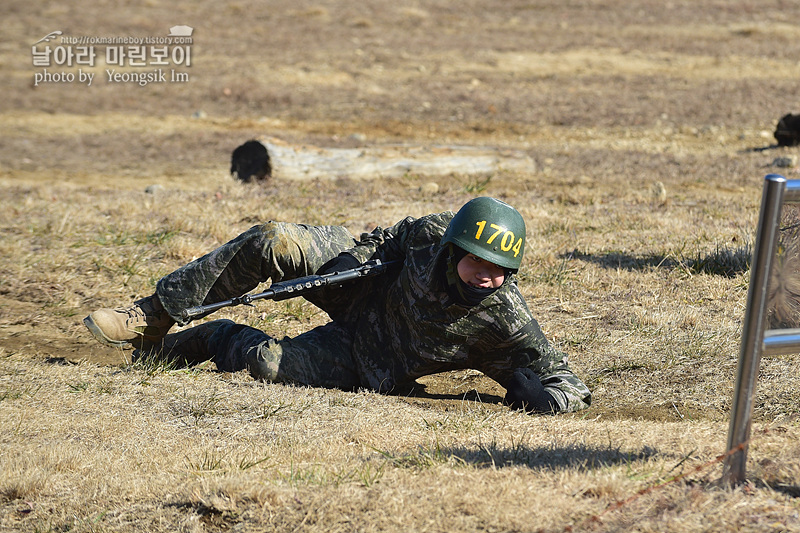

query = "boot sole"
[83, 316, 133, 348]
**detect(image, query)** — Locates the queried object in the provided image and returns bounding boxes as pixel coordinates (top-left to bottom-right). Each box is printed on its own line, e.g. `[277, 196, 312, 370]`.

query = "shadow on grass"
[379, 442, 659, 471]
[738, 143, 784, 153]
[566, 246, 751, 277]
[762, 480, 800, 498]
[397, 386, 505, 406]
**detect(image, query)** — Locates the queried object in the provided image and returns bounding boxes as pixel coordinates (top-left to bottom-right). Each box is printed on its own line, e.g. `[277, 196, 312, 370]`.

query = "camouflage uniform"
[155, 214, 592, 413]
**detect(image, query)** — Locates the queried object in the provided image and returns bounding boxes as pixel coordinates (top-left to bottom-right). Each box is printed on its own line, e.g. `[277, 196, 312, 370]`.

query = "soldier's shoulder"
[416, 210, 454, 225]
[405, 211, 455, 240]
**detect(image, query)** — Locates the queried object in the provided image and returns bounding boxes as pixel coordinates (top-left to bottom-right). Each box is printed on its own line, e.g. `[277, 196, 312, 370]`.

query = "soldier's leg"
[84, 222, 357, 348]
[157, 222, 357, 325]
[208, 320, 361, 390]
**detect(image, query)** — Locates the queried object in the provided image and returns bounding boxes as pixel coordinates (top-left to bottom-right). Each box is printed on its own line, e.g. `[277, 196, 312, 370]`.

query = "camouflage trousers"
[155, 222, 364, 389]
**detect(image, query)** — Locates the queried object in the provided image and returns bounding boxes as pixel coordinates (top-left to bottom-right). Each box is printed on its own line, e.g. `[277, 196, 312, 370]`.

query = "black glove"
[316, 252, 362, 275]
[503, 368, 560, 414]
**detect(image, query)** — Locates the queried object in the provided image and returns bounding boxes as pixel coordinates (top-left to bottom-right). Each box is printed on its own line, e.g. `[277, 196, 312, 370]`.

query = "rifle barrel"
[180, 259, 395, 320]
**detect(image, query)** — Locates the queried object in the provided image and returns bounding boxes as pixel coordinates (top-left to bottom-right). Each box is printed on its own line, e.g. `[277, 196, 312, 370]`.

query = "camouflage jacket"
[341, 212, 591, 413]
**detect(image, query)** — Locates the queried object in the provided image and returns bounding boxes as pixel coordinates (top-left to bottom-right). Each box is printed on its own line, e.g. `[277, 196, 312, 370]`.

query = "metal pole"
[721, 174, 786, 486]
[762, 328, 800, 356]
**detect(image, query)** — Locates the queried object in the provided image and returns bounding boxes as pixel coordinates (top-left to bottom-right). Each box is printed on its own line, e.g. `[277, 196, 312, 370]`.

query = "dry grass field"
[2, 0, 800, 531]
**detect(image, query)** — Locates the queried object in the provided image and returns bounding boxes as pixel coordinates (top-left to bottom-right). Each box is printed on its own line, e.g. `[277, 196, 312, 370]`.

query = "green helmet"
[441, 197, 526, 270]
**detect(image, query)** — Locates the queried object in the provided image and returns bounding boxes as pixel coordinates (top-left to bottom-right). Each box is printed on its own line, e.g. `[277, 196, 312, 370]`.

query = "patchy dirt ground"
[2, 0, 800, 420]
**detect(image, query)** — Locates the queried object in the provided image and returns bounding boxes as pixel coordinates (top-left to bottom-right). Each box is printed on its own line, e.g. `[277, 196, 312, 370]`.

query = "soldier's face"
[457, 254, 506, 288]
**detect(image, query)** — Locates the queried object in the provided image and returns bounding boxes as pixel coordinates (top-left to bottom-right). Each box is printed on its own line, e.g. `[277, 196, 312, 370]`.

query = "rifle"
[181, 259, 398, 320]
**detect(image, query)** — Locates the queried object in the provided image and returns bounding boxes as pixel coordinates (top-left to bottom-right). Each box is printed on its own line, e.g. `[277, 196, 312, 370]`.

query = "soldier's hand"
[317, 253, 362, 275]
[503, 368, 559, 414]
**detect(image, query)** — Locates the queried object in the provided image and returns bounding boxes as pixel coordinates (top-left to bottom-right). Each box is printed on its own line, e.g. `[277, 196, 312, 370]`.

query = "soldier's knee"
[258, 221, 282, 237]
[258, 221, 292, 249]
[207, 321, 256, 372]
[257, 222, 309, 271]
[245, 338, 284, 382]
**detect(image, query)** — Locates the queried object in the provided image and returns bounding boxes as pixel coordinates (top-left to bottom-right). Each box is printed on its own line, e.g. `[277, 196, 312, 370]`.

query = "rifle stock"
[181, 259, 397, 320]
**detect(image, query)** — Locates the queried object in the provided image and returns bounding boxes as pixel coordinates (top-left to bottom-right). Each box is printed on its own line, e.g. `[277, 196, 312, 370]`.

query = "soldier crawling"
[84, 197, 592, 414]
